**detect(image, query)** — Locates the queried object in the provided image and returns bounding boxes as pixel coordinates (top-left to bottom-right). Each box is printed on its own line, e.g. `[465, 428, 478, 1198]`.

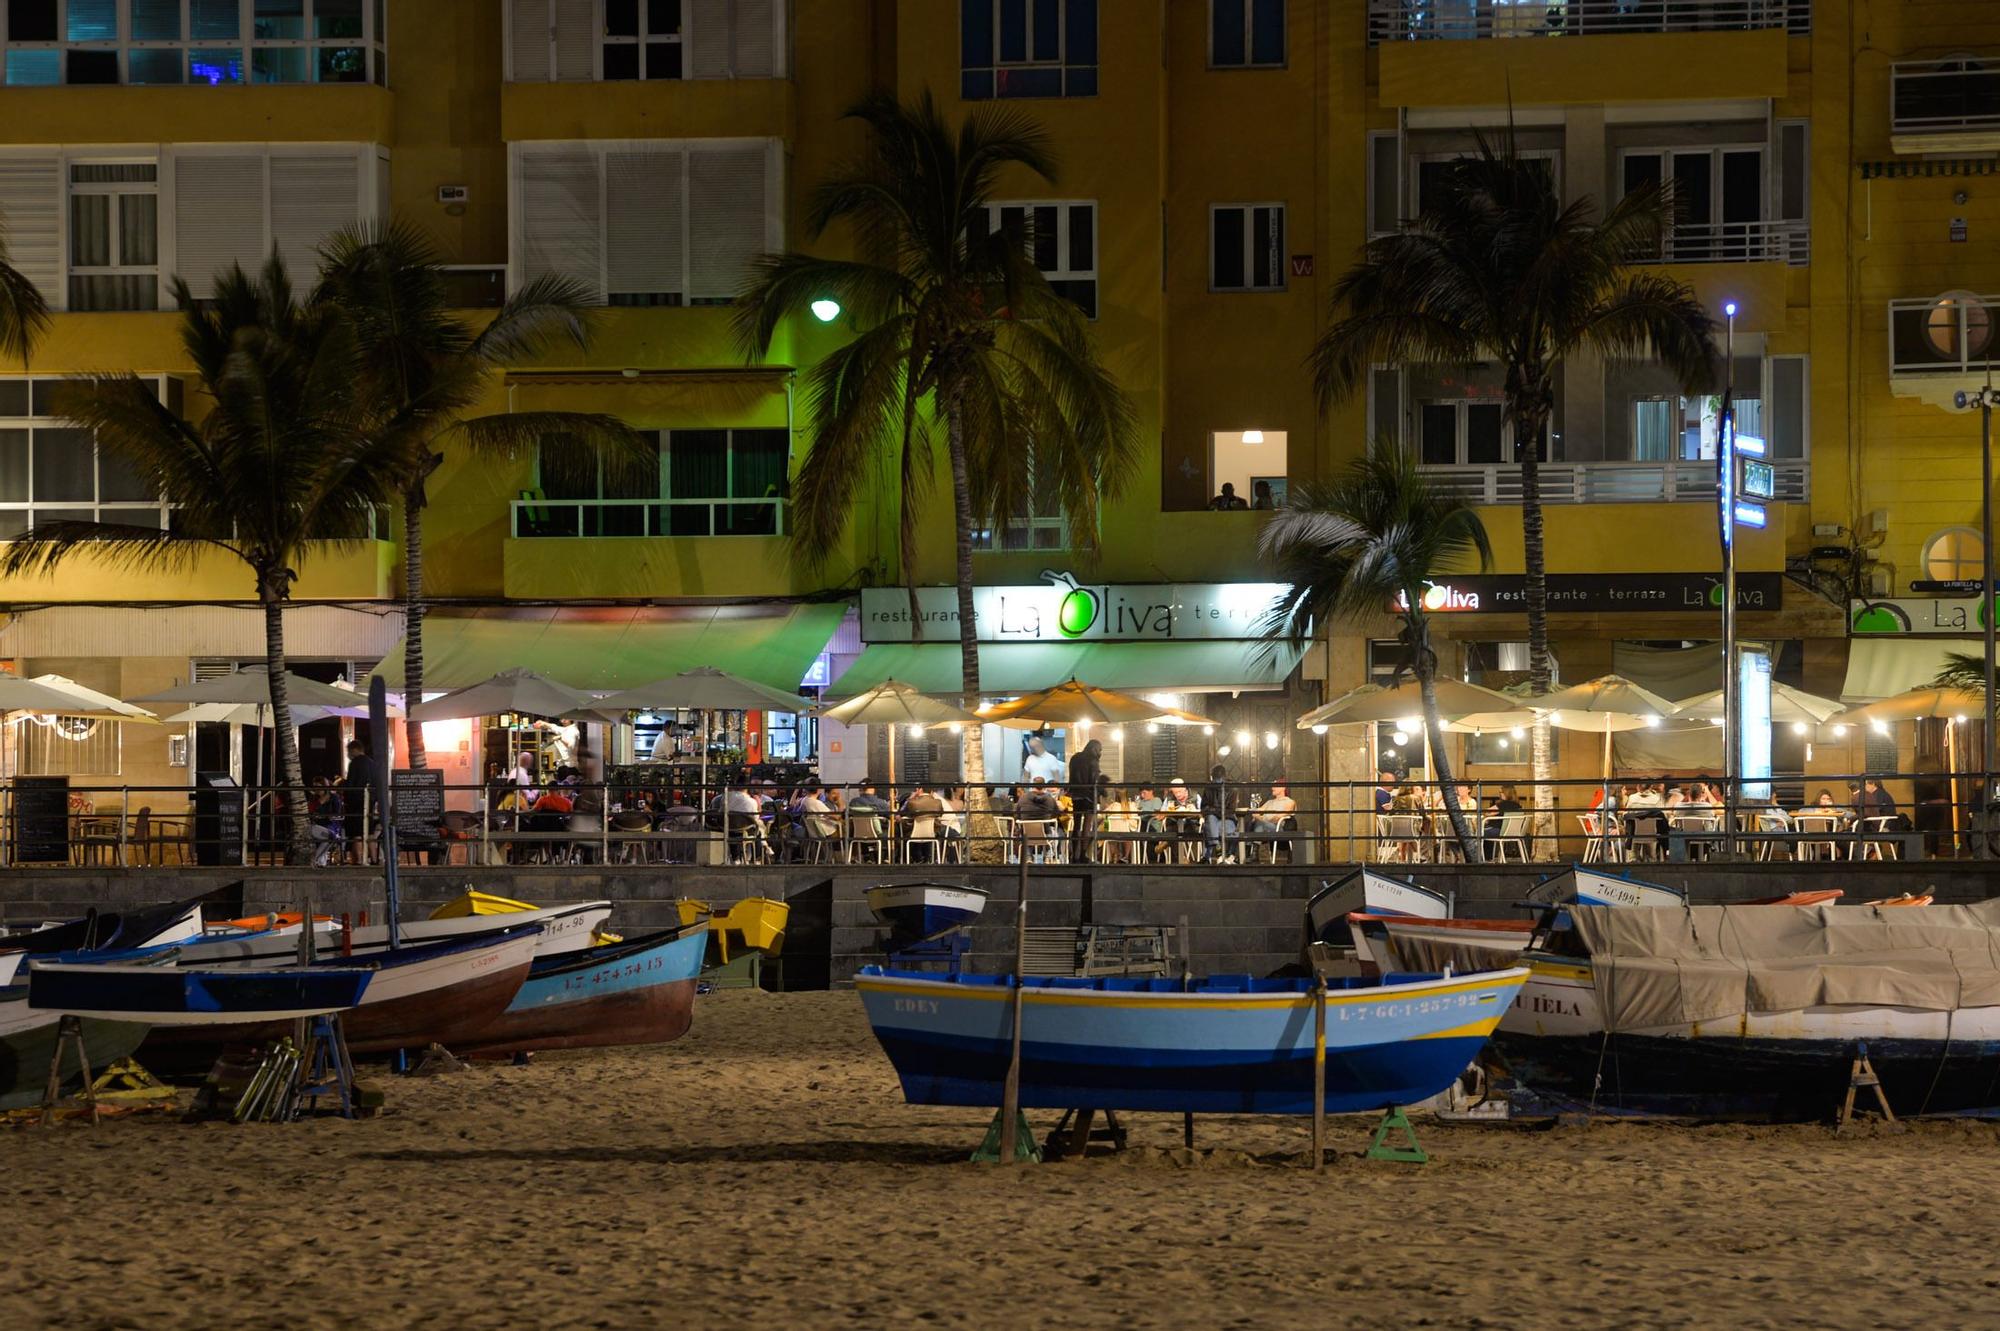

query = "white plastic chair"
[1794, 812, 1840, 861]
[1489, 812, 1529, 863]
[1854, 815, 1901, 861]
[906, 814, 941, 866]
[1578, 813, 1623, 863]
[845, 813, 886, 864]
[1376, 813, 1425, 863]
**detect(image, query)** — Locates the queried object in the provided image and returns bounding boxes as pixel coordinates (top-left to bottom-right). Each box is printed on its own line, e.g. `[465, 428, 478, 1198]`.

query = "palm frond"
[0, 232, 51, 367]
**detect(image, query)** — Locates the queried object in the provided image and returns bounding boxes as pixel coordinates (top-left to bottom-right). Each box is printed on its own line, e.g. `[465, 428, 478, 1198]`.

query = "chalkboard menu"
[391, 768, 445, 843]
[11, 775, 70, 864]
[193, 772, 245, 867]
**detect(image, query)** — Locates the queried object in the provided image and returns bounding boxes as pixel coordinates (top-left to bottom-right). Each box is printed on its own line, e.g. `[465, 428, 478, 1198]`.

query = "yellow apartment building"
[0, 0, 1994, 838]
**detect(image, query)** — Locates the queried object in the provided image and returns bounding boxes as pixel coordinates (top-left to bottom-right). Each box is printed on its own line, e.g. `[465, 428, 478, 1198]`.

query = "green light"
[810, 298, 841, 323]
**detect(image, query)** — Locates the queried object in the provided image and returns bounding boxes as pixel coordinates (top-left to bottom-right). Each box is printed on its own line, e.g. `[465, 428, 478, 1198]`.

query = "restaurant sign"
[1390, 573, 1783, 615]
[1850, 596, 1994, 635]
[859, 574, 1290, 643]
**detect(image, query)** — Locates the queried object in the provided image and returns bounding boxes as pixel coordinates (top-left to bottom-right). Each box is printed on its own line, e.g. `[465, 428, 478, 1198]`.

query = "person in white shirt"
[1022, 734, 1066, 785]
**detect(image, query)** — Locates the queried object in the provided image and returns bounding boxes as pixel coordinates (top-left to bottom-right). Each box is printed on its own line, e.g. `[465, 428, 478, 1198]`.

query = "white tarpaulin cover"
[1569, 902, 2000, 1031]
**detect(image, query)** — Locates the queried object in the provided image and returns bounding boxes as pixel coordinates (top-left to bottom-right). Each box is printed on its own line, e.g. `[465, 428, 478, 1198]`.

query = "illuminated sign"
[1741, 459, 1776, 500]
[859, 574, 1291, 643]
[1732, 500, 1769, 528]
[1850, 596, 1997, 635]
[1386, 574, 1782, 614]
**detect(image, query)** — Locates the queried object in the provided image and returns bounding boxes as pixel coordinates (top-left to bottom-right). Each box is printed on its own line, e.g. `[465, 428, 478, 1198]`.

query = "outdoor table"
[1666, 828, 1926, 863]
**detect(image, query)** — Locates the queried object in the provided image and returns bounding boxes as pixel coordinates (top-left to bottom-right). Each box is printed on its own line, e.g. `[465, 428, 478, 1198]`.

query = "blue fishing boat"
[1529, 866, 1686, 909]
[857, 965, 1530, 1115]
[0, 987, 150, 1111]
[866, 882, 990, 941]
[452, 923, 708, 1058]
[27, 962, 372, 1025]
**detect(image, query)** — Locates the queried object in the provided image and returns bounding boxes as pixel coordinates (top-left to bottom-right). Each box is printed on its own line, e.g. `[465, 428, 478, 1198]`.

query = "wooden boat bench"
[1019, 924, 1185, 978]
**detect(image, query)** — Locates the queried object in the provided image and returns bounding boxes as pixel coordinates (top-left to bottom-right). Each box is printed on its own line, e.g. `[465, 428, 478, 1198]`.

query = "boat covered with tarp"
[1495, 900, 2000, 1119]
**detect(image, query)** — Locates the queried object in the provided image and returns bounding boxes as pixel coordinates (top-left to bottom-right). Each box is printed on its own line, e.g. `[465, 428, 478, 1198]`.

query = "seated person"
[1015, 778, 1060, 820]
[849, 784, 892, 814]
[1253, 784, 1296, 834]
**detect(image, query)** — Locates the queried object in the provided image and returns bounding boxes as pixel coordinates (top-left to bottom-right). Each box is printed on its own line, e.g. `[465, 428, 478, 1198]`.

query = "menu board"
[11, 776, 69, 864]
[391, 768, 445, 841]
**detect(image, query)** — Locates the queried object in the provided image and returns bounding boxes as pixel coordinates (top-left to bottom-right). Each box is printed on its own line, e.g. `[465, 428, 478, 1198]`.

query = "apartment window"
[171, 147, 374, 298]
[1210, 202, 1284, 292]
[1412, 149, 1559, 216]
[971, 199, 1097, 318]
[1418, 400, 1504, 466]
[601, 0, 680, 79]
[68, 161, 158, 311]
[970, 462, 1067, 551]
[1210, 0, 1281, 67]
[515, 139, 778, 307]
[1621, 146, 1766, 262]
[509, 0, 783, 81]
[525, 427, 789, 538]
[960, 0, 1097, 101]
[0, 374, 174, 539]
[1209, 429, 1286, 509]
[1606, 353, 1789, 464]
[0, 1, 386, 86]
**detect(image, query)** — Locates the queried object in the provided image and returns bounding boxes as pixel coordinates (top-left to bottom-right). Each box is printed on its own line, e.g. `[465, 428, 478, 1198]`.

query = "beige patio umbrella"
[1834, 685, 1989, 839]
[818, 679, 984, 788]
[1674, 682, 1847, 725]
[2, 674, 157, 723]
[1293, 678, 1519, 729]
[1536, 674, 1682, 807]
[976, 678, 1217, 729]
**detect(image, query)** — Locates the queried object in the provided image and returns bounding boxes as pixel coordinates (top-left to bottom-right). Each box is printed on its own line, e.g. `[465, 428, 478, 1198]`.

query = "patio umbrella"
[594, 668, 817, 811]
[0, 674, 156, 722]
[818, 680, 984, 789]
[411, 668, 593, 722]
[1535, 674, 1682, 808]
[134, 667, 372, 711]
[1835, 686, 1989, 840]
[1674, 683, 1847, 725]
[1294, 678, 1519, 729]
[977, 678, 1218, 729]
[160, 702, 342, 727]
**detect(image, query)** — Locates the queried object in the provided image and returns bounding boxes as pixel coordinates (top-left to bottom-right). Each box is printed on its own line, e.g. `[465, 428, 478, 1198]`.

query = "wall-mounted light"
[1241, 429, 1265, 444]
[1390, 729, 1410, 746]
[1264, 731, 1279, 749]
[1218, 744, 1232, 757]
[907, 723, 925, 738]
[810, 298, 842, 323]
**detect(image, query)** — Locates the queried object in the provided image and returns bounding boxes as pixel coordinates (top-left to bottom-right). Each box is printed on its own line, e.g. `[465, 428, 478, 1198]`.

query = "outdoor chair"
[611, 809, 655, 864]
[1854, 815, 1902, 861]
[845, 813, 887, 864]
[1794, 812, 1841, 861]
[1375, 813, 1425, 864]
[1670, 813, 1722, 860]
[1017, 817, 1061, 863]
[1488, 812, 1530, 863]
[1750, 807, 1794, 861]
[905, 814, 941, 865]
[1578, 813, 1623, 863]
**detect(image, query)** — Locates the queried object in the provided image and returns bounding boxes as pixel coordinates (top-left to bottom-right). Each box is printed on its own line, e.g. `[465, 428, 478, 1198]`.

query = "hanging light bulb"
[1202, 726, 1214, 737]
[1145, 722, 1159, 735]
[948, 722, 964, 734]
[1235, 729, 1253, 748]
[1400, 716, 1422, 731]
[1791, 721, 1809, 735]
[1510, 727, 1525, 740]
[907, 723, 926, 737]
[1390, 729, 1410, 747]
[1833, 724, 1849, 738]
[1218, 744, 1232, 756]
[1310, 723, 1328, 736]
[1709, 717, 1725, 727]
[1241, 429, 1265, 444]
[1264, 731, 1279, 749]
[1112, 726, 1125, 742]
[1870, 719, 1890, 736]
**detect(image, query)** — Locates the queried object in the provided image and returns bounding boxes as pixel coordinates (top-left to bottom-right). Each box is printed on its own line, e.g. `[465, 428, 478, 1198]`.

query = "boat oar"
[999, 822, 1028, 1164]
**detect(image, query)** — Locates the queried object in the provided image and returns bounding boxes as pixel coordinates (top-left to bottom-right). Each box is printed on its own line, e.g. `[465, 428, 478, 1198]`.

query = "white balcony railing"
[512, 497, 787, 539]
[1891, 59, 2000, 137]
[1890, 295, 2000, 377]
[1367, 0, 1810, 43]
[1421, 459, 1809, 505]
[1635, 218, 1808, 266]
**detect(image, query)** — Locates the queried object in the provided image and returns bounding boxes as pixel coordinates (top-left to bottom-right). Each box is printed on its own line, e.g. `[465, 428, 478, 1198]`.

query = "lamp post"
[1954, 385, 1998, 852]
[1719, 302, 1739, 847]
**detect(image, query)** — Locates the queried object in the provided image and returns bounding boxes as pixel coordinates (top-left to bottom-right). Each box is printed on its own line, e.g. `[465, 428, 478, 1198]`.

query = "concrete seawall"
[8, 860, 2000, 984]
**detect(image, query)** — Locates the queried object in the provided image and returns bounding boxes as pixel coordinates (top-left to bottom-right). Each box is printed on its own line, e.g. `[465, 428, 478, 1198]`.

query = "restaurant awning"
[374, 603, 846, 694]
[1840, 637, 1969, 703]
[828, 641, 1305, 698]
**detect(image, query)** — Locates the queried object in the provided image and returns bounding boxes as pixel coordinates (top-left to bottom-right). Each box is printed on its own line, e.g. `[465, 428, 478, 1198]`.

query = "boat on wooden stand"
[451, 923, 709, 1059]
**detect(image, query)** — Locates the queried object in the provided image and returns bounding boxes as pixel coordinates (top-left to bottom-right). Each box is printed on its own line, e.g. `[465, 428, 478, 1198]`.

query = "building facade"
[0, 1, 1994, 827]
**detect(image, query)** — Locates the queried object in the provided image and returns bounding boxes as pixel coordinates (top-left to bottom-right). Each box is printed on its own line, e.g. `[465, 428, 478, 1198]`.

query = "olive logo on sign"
[1850, 602, 1912, 635]
[1041, 571, 1100, 637]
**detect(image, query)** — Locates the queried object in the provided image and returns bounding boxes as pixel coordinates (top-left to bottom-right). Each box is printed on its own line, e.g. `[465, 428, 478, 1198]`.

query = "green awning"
[829, 640, 1305, 698]
[375, 603, 847, 692]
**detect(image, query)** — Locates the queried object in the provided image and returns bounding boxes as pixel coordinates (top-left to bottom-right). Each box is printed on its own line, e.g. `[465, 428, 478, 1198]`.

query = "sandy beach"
[4, 988, 1999, 1329]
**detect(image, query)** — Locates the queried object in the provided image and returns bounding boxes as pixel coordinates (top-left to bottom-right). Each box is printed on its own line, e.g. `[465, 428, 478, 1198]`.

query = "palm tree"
[0, 226, 52, 365]
[313, 221, 643, 767]
[0, 256, 404, 863]
[1259, 447, 1494, 862]
[1934, 652, 1991, 694]
[1308, 133, 1717, 846]
[736, 92, 1136, 843]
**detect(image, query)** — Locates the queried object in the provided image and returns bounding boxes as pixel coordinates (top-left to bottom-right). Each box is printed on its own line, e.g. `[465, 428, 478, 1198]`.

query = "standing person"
[1022, 734, 1066, 784]
[1203, 762, 1238, 862]
[1066, 738, 1104, 863]
[340, 739, 378, 865]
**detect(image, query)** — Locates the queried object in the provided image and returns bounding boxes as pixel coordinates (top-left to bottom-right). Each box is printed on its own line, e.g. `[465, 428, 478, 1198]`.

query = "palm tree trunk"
[1520, 412, 1554, 859]
[402, 492, 428, 769]
[944, 387, 995, 862]
[261, 579, 312, 866]
[1416, 637, 1482, 863]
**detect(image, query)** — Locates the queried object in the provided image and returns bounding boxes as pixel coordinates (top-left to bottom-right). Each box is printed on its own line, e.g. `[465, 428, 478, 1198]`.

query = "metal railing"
[0, 770, 1990, 871]
[1366, 0, 1810, 43]
[1635, 218, 1808, 266]
[1421, 457, 1809, 505]
[1890, 295, 2000, 377]
[1892, 59, 2000, 137]
[510, 496, 788, 539]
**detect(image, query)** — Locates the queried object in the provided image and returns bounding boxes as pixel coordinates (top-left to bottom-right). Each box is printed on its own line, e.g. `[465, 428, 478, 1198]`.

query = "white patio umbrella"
[817, 679, 984, 789]
[1, 674, 156, 722]
[161, 702, 342, 727]
[1294, 678, 1520, 729]
[1673, 683, 1846, 725]
[134, 667, 372, 711]
[1536, 674, 1682, 807]
[411, 668, 593, 722]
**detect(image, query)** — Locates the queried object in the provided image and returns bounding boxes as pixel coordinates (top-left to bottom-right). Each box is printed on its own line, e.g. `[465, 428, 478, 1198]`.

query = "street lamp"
[810, 298, 842, 323]
[1955, 384, 1999, 843]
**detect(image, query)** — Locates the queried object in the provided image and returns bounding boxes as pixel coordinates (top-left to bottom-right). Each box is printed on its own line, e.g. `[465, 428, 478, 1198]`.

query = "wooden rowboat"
[27, 961, 371, 1026]
[0, 988, 149, 1111]
[451, 923, 709, 1060]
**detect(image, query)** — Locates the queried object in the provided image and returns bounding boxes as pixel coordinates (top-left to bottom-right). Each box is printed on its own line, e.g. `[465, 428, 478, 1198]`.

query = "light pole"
[1954, 385, 1998, 852]
[1719, 302, 1739, 847]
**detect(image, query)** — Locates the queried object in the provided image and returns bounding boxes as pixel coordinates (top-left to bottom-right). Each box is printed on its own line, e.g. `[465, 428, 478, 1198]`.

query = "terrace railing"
[511, 496, 788, 539]
[1889, 295, 2000, 378]
[1634, 218, 1808, 266]
[1366, 0, 1810, 44]
[1421, 458, 1809, 505]
[1891, 58, 2000, 137]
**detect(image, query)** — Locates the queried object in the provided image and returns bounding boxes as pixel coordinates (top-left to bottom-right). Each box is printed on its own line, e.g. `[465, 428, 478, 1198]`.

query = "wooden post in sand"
[999, 823, 1029, 1163]
[1311, 976, 1327, 1172]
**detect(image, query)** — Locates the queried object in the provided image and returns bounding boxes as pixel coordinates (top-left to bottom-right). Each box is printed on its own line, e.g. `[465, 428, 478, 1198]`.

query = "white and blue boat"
[866, 882, 990, 941]
[1529, 865, 1687, 910]
[27, 961, 373, 1025]
[1306, 869, 1452, 949]
[856, 964, 1530, 1115]
[452, 923, 708, 1058]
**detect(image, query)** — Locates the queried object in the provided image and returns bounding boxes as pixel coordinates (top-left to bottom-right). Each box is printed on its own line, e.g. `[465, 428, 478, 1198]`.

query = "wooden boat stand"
[1041, 1108, 1128, 1161]
[40, 1015, 99, 1127]
[885, 931, 973, 976]
[1837, 1041, 1898, 1131]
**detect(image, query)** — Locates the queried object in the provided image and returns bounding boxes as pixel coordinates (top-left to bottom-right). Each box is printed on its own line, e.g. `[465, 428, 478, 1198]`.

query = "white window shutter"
[733, 0, 779, 77]
[269, 155, 360, 285]
[688, 144, 768, 301]
[509, 0, 550, 81]
[520, 150, 602, 300]
[688, 0, 733, 78]
[173, 155, 268, 300]
[0, 156, 61, 306]
[606, 149, 685, 302]
[553, 0, 594, 81]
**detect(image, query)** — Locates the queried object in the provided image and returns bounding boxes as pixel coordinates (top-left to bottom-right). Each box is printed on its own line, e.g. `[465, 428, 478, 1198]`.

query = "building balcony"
[499, 77, 793, 145]
[1891, 58, 2000, 153]
[1421, 458, 1809, 505]
[511, 497, 786, 540]
[0, 82, 393, 146]
[1369, 2, 1796, 107]
[1889, 294, 2000, 407]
